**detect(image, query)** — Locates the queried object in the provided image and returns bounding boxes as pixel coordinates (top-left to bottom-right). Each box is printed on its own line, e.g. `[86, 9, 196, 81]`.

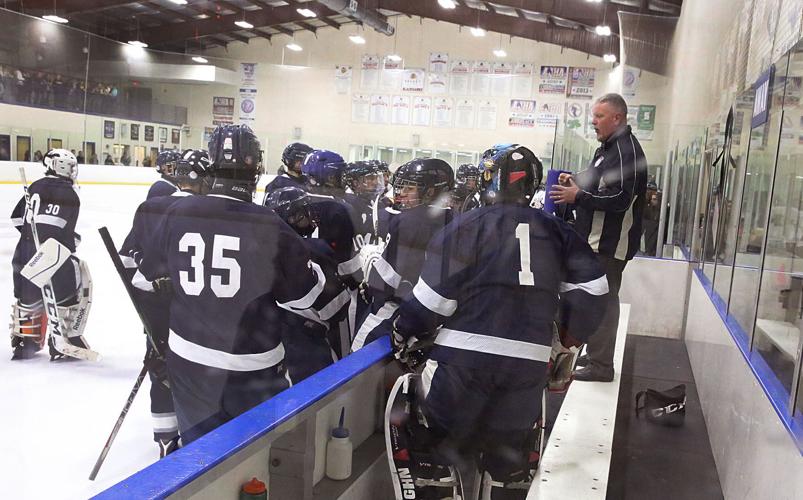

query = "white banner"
[454, 99, 475, 128]
[402, 69, 426, 92]
[476, 100, 498, 130]
[239, 62, 258, 123]
[433, 97, 454, 127]
[429, 52, 449, 74]
[471, 61, 492, 96]
[335, 65, 353, 95]
[370, 94, 391, 124]
[360, 54, 380, 90]
[512, 62, 534, 97]
[412, 96, 432, 126]
[351, 94, 371, 123]
[392, 95, 412, 125]
[450, 60, 471, 95]
[491, 61, 513, 97]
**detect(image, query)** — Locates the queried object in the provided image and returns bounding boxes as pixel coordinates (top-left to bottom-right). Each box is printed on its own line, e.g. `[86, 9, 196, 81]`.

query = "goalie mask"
[392, 158, 453, 210]
[480, 145, 542, 205]
[43, 149, 78, 180]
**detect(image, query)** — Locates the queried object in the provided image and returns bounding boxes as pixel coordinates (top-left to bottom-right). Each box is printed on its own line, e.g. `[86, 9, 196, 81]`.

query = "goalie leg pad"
[10, 301, 46, 358]
[58, 259, 92, 340]
[385, 373, 465, 500]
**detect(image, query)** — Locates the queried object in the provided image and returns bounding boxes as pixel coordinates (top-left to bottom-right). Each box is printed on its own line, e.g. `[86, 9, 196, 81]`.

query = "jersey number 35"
[178, 233, 241, 298]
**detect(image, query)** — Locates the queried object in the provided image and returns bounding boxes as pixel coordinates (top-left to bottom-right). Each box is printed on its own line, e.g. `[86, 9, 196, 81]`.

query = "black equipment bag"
[635, 384, 687, 427]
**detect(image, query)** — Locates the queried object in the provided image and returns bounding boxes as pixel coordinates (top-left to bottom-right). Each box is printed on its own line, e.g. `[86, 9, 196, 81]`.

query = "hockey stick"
[18, 167, 100, 361]
[97, 226, 162, 356]
[88, 363, 149, 481]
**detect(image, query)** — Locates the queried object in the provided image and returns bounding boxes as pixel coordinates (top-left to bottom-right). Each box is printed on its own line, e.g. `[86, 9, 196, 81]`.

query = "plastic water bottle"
[239, 477, 267, 500]
[325, 407, 353, 480]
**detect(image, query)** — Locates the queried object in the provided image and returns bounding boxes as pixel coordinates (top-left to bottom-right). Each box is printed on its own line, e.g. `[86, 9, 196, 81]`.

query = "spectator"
[76, 151, 85, 164]
[33, 150, 43, 162]
[23, 150, 30, 162]
[104, 153, 114, 165]
[14, 68, 25, 103]
[120, 152, 131, 166]
[142, 155, 152, 168]
[89, 153, 99, 164]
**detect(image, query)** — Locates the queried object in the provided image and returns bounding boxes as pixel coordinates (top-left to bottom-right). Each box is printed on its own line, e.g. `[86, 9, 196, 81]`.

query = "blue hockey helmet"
[480, 145, 541, 205]
[156, 149, 182, 179]
[302, 150, 347, 188]
[281, 142, 313, 172]
[264, 186, 316, 237]
[392, 158, 453, 210]
[207, 124, 262, 183]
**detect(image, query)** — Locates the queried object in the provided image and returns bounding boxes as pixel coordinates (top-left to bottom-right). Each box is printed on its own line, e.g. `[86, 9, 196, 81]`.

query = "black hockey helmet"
[156, 149, 182, 179]
[281, 142, 313, 172]
[208, 124, 262, 187]
[175, 149, 211, 183]
[392, 158, 453, 210]
[343, 161, 386, 199]
[455, 163, 480, 190]
[264, 186, 316, 237]
[480, 145, 541, 205]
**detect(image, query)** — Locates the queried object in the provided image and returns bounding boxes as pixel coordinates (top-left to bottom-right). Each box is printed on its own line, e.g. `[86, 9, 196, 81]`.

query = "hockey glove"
[391, 318, 434, 372]
[152, 276, 173, 297]
[144, 345, 171, 390]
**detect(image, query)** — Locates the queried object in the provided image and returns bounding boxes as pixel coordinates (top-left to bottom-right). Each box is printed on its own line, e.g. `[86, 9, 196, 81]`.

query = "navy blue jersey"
[147, 178, 179, 200]
[394, 204, 608, 373]
[138, 194, 329, 370]
[351, 204, 451, 350]
[263, 171, 308, 202]
[337, 193, 394, 282]
[307, 194, 357, 267]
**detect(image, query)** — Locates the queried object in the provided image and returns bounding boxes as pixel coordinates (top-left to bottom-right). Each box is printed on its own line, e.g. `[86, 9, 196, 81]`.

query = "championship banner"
[567, 67, 595, 99]
[539, 66, 567, 95]
[239, 63, 258, 123]
[212, 96, 235, 125]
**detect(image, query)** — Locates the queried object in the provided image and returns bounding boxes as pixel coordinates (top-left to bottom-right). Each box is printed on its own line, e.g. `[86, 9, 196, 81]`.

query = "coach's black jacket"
[573, 125, 648, 261]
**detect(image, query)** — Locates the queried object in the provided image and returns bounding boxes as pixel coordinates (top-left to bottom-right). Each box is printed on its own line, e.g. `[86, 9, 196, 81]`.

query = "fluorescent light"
[169, 0, 188, 4]
[595, 25, 612, 36]
[128, 40, 148, 48]
[470, 27, 486, 37]
[235, 20, 254, 29]
[586, 0, 603, 3]
[438, 0, 457, 8]
[286, 43, 303, 51]
[349, 35, 366, 44]
[297, 8, 317, 18]
[192, 56, 208, 63]
[42, 14, 68, 24]
[603, 53, 617, 62]
[493, 48, 507, 58]
[387, 54, 402, 62]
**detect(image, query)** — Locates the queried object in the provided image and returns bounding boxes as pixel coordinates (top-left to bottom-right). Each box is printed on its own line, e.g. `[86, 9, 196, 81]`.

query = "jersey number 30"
[515, 223, 535, 286]
[179, 233, 241, 297]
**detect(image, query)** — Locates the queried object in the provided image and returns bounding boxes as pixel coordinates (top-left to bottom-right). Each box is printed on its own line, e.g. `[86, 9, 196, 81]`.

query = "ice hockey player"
[386, 145, 609, 499]
[10, 149, 92, 360]
[263, 142, 313, 198]
[148, 149, 183, 199]
[449, 163, 481, 213]
[119, 148, 212, 457]
[302, 149, 348, 199]
[137, 124, 331, 444]
[350, 158, 453, 352]
[264, 186, 351, 379]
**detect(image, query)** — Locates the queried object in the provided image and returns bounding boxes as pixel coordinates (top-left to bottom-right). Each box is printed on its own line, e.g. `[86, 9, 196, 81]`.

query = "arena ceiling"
[7, 0, 682, 74]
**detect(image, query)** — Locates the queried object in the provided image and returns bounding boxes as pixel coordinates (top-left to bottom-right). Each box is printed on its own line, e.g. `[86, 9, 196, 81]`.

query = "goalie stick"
[18, 167, 100, 361]
[89, 227, 169, 480]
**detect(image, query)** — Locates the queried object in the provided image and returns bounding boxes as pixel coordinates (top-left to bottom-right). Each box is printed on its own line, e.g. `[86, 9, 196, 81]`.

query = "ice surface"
[1, 182, 167, 499]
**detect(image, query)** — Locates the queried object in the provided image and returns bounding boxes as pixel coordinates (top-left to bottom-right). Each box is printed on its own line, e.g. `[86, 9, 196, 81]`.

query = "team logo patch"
[594, 156, 604, 167]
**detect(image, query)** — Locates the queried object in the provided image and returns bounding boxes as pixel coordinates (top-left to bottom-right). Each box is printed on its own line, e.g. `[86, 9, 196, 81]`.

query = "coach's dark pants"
[586, 255, 627, 372]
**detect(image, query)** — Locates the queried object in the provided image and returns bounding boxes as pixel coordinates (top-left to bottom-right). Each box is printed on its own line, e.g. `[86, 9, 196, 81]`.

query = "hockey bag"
[385, 373, 464, 500]
[635, 384, 687, 427]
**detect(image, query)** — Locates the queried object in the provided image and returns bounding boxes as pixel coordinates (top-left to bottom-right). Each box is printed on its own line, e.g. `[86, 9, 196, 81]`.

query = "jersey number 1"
[515, 223, 535, 286]
[179, 233, 241, 298]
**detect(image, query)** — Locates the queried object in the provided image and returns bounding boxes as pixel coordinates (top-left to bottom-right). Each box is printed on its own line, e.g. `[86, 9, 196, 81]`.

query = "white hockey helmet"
[43, 149, 78, 180]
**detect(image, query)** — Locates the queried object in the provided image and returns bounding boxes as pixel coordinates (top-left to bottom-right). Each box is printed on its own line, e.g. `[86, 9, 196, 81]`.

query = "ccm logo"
[651, 400, 685, 418]
[43, 285, 63, 337]
[397, 467, 415, 499]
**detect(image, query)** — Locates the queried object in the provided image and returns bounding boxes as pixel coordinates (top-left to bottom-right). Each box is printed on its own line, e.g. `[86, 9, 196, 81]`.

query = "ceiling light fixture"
[168, 0, 188, 4]
[349, 35, 366, 44]
[128, 40, 148, 48]
[192, 56, 208, 63]
[595, 25, 611, 36]
[286, 43, 303, 51]
[42, 14, 68, 24]
[235, 20, 254, 29]
[438, 0, 457, 9]
[297, 8, 317, 18]
[493, 48, 507, 58]
[603, 53, 617, 63]
[470, 27, 486, 37]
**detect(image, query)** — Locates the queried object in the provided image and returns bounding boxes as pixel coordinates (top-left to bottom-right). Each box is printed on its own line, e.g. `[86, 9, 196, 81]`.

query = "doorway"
[16, 136, 30, 161]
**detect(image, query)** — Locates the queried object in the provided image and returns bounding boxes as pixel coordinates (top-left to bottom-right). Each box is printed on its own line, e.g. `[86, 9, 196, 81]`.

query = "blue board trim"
[692, 268, 803, 454]
[93, 337, 392, 499]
